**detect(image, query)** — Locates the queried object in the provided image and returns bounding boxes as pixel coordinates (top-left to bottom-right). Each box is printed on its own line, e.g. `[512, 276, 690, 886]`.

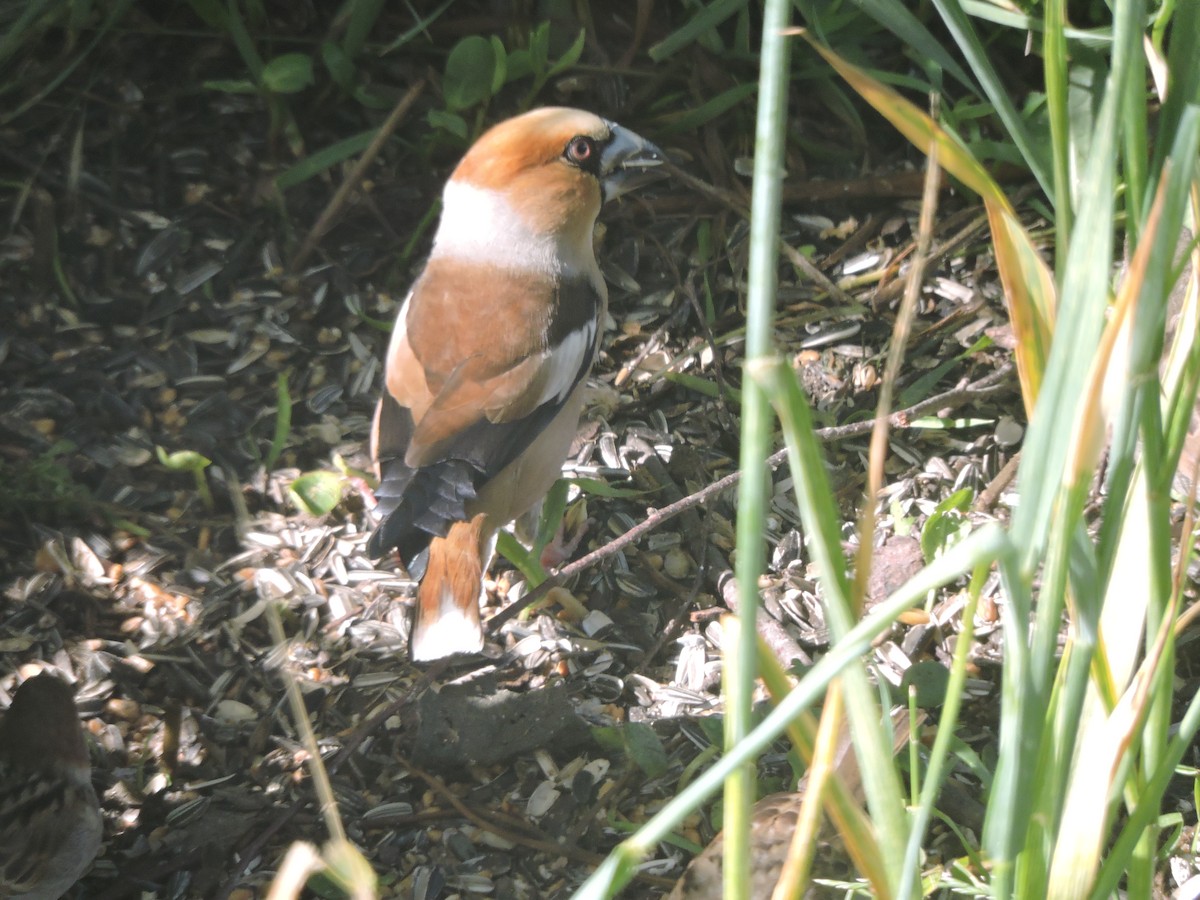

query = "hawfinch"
[0, 672, 102, 899]
[368, 107, 663, 661]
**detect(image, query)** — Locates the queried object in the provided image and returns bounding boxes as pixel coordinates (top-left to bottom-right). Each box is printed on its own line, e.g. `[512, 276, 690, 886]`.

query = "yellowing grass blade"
[1047, 163, 1172, 900]
[1083, 180, 1169, 695]
[1158, 183, 1200, 428]
[986, 205, 1056, 411]
[757, 648, 891, 898]
[1067, 177, 1164, 495]
[794, 29, 1056, 411]
[794, 31, 1001, 204]
[1046, 610, 1174, 898]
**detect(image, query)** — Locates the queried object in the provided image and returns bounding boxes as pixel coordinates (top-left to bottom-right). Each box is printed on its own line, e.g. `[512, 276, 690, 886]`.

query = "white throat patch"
[431, 181, 589, 275]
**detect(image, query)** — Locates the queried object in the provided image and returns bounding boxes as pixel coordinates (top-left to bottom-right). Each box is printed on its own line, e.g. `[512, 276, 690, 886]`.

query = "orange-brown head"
[432, 107, 663, 275]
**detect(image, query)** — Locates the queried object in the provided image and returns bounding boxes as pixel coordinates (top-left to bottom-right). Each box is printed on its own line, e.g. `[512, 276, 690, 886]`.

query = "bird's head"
[432, 108, 664, 274]
[0, 672, 90, 774]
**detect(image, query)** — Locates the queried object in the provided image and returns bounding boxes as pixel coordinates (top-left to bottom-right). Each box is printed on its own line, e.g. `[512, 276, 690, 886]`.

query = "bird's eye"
[565, 136, 596, 166]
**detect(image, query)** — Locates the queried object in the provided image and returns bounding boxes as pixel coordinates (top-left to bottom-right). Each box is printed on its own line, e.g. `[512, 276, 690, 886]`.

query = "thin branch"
[288, 80, 425, 273]
[662, 161, 855, 305]
[489, 362, 1015, 627]
[214, 658, 449, 900]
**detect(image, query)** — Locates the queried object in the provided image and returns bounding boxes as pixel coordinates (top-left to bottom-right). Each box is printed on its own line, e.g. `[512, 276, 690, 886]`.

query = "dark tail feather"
[367, 457, 480, 567]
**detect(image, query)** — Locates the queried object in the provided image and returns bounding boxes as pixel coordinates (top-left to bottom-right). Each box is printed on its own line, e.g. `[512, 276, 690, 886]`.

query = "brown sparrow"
[0, 672, 102, 899]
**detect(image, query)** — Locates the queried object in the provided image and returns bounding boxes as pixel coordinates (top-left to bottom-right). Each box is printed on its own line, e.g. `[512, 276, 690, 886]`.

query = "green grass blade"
[1043, 0, 1072, 244]
[0, 0, 55, 68]
[275, 130, 376, 190]
[799, 31, 1056, 406]
[264, 370, 292, 471]
[648, 0, 746, 61]
[752, 357, 915, 895]
[929, 0, 1053, 196]
[845, 0, 974, 90]
[572, 524, 1010, 899]
[340, 0, 383, 58]
[724, 1, 792, 895]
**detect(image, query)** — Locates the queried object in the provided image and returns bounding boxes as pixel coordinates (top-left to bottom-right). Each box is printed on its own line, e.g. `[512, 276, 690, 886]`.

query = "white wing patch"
[537, 321, 596, 406]
[386, 290, 413, 355]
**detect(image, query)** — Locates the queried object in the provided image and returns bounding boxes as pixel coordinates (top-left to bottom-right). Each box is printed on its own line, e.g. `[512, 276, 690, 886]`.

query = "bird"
[0, 671, 102, 900]
[367, 107, 664, 661]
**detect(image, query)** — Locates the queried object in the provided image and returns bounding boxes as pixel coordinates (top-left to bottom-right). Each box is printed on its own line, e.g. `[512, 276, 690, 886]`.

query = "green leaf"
[381, 0, 455, 53]
[547, 28, 587, 78]
[899, 661, 952, 708]
[567, 477, 648, 499]
[222, 0, 263, 80]
[506, 48, 534, 83]
[662, 370, 742, 404]
[341, 0, 385, 59]
[427, 108, 468, 139]
[181, 0, 227, 28]
[289, 470, 345, 516]
[658, 83, 757, 133]
[591, 723, 670, 778]
[920, 487, 974, 561]
[622, 723, 670, 778]
[532, 478, 570, 557]
[350, 84, 394, 110]
[0, 0, 52, 69]
[495, 530, 547, 586]
[45, 439, 77, 459]
[696, 715, 724, 746]
[320, 837, 379, 896]
[890, 498, 917, 536]
[488, 35, 507, 95]
[321, 40, 355, 90]
[264, 371, 292, 472]
[443, 35, 496, 111]
[928, 0, 1053, 196]
[528, 21, 550, 74]
[275, 130, 375, 190]
[109, 518, 150, 538]
[203, 78, 258, 94]
[591, 726, 625, 753]
[648, 0, 744, 61]
[156, 446, 211, 472]
[896, 355, 961, 409]
[261, 53, 315, 94]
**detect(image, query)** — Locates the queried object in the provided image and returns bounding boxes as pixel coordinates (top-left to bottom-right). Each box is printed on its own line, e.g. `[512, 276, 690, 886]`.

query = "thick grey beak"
[600, 122, 666, 202]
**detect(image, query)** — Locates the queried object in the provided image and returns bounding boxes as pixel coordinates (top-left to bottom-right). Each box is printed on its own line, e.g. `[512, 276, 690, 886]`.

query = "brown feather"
[0, 673, 102, 897]
[382, 262, 601, 468]
[412, 515, 490, 660]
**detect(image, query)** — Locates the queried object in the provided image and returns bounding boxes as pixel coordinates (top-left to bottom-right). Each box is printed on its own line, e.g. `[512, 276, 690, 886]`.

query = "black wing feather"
[368, 278, 600, 567]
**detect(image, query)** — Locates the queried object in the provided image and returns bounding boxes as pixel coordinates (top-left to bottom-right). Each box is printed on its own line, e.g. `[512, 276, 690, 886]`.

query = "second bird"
[367, 107, 663, 661]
